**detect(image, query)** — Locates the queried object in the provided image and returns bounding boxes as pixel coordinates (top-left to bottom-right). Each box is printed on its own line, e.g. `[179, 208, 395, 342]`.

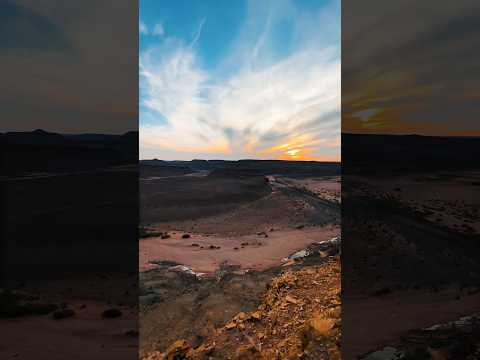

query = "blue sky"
[139, 0, 340, 160]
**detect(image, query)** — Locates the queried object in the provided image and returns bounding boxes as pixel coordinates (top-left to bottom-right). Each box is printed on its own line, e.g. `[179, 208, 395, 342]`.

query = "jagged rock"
[235, 312, 247, 321]
[285, 295, 300, 304]
[194, 342, 215, 356]
[306, 315, 335, 338]
[163, 339, 194, 360]
[250, 311, 262, 321]
[225, 321, 236, 330]
[143, 258, 341, 360]
[234, 345, 263, 360]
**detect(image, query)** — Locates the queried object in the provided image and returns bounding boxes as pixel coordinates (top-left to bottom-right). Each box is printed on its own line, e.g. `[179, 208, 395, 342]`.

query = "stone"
[163, 339, 194, 360]
[285, 295, 300, 304]
[234, 345, 263, 360]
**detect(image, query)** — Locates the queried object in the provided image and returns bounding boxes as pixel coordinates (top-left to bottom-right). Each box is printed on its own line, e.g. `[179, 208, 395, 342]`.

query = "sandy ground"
[347, 171, 480, 235]
[343, 289, 480, 359]
[342, 169, 480, 359]
[140, 175, 340, 275]
[139, 174, 341, 356]
[285, 176, 341, 203]
[0, 273, 138, 360]
[0, 300, 137, 360]
[145, 176, 340, 237]
[139, 225, 339, 273]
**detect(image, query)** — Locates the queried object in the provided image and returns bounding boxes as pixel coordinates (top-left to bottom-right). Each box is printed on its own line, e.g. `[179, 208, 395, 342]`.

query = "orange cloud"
[259, 134, 340, 162]
[342, 66, 479, 136]
[277, 147, 339, 161]
[141, 135, 231, 155]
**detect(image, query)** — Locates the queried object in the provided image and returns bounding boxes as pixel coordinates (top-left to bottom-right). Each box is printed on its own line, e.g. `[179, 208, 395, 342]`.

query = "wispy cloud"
[139, 21, 148, 35]
[190, 18, 206, 47]
[140, 0, 340, 161]
[153, 23, 164, 37]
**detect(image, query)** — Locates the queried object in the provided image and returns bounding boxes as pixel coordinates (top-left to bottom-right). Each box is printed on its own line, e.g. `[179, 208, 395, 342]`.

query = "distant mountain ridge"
[141, 159, 340, 177]
[342, 133, 480, 173]
[1, 129, 138, 175]
[1, 129, 138, 146]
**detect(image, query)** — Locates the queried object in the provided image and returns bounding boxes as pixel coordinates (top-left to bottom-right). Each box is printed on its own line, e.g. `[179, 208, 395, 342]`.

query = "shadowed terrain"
[342, 134, 480, 359]
[0, 130, 138, 360]
[139, 160, 341, 359]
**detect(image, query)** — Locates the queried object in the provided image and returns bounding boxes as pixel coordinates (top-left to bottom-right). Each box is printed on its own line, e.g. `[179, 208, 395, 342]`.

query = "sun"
[286, 149, 300, 158]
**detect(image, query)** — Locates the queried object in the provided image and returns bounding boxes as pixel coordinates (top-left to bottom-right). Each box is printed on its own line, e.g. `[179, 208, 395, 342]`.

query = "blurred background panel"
[0, 1, 138, 359]
[342, 1, 480, 359]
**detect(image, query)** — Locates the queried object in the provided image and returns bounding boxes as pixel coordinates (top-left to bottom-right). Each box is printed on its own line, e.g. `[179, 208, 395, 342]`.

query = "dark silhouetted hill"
[140, 164, 191, 177]
[0, 130, 138, 175]
[140, 159, 340, 177]
[343, 133, 480, 174]
[1, 130, 138, 283]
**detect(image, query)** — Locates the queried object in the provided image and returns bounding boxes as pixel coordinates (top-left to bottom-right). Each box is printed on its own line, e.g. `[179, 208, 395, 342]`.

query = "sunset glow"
[342, 0, 479, 137]
[139, 0, 340, 161]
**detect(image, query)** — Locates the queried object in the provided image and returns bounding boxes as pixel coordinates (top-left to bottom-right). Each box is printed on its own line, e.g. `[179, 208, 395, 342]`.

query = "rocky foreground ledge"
[142, 255, 341, 360]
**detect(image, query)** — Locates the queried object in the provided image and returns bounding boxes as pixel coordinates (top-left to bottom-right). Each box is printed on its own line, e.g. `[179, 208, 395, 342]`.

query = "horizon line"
[140, 158, 341, 163]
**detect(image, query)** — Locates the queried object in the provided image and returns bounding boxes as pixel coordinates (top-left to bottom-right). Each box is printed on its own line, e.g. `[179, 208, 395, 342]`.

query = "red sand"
[139, 225, 339, 273]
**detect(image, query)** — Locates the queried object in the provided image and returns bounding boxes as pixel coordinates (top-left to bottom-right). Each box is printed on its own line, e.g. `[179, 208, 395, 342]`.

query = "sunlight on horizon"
[139, 0, 340, 161]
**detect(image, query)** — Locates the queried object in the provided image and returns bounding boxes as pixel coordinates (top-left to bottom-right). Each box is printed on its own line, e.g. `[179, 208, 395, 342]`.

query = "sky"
[0, 0, 137, 134]
[342, 0, 480, 137]
[139, 0, 340, 161]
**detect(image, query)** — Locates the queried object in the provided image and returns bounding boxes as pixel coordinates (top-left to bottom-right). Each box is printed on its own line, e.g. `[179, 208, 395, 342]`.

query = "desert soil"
[1, 300, 137, 360]
[0, 272, 138, 360]
[342, 170, 480, 359]
[139, 174, 341, 358]
[139, 226, 338, 274]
